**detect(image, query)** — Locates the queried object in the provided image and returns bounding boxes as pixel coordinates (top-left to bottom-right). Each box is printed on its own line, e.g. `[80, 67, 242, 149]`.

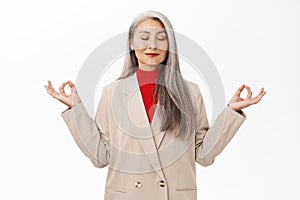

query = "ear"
[129, 39, 134, 50]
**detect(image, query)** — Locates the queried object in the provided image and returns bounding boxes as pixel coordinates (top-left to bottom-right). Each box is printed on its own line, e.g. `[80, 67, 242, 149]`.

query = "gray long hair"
[117, 10, 196, 140]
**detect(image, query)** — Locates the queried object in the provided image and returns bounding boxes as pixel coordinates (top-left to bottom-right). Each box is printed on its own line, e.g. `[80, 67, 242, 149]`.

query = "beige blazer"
[61, 72, 246, 200]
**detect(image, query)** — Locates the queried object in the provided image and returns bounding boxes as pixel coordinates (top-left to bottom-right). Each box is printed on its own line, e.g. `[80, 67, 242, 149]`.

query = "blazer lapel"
[119, 72, 166, 179]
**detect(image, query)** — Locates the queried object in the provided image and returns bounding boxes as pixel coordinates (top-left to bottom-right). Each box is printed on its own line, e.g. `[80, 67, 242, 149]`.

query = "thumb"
[71, 86, 76, 93]
[68, 80, 75, 87]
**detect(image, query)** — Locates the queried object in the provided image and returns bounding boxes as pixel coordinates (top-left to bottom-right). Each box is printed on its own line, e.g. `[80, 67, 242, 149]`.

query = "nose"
[147, 37, 157, 49]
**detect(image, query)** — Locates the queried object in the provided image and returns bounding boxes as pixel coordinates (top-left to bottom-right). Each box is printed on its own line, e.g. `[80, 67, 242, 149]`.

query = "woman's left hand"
[228, 84, 267, 112]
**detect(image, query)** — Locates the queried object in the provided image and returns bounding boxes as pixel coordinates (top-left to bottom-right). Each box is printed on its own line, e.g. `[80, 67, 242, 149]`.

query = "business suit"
[61, 71, 246, 200]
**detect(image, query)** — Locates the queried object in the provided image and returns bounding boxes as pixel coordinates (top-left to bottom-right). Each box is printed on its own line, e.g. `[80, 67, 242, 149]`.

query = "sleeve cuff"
[61, 102, 85, 123]
[226, 104, 246, 120]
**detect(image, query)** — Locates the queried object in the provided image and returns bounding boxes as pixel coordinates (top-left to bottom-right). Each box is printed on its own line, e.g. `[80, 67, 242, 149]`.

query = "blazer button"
[135, 181, 142, 188]
[158, 180, 166, 187]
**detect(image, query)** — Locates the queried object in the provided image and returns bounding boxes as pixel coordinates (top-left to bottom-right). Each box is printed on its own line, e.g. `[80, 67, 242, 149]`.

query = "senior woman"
[44, 10, 266, 200]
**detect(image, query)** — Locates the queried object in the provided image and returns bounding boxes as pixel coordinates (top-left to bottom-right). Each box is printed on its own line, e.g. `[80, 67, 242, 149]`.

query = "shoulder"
[183, 79, 205, 105]
[183, 79, 200, 93]
[102, 79, 121, 92]
[101, 73, 135, 95]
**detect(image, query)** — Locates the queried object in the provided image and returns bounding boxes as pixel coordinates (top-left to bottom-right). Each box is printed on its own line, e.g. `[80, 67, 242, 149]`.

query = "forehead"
[135, 28, 166, 35]
[134, 18, 166, 34]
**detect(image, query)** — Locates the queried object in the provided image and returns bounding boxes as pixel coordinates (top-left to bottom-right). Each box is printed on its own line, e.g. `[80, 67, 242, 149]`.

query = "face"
[130, 18, 168, 70]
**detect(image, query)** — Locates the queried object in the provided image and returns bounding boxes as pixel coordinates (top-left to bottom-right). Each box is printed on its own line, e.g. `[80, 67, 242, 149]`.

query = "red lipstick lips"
[145, 53, 159, 57]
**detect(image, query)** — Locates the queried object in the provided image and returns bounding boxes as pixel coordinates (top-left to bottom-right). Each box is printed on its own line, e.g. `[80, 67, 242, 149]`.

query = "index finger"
[234, 84, 245, 96]
[68, 80, 75, 87]
[59, 82, 69, 94]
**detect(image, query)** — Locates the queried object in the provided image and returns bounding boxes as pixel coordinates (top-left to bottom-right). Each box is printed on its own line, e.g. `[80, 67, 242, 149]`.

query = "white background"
[1, 0, 299, 199]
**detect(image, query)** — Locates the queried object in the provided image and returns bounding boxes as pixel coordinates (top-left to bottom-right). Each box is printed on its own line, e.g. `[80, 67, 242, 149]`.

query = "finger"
[46, 81, 57, 93]
[46, 87, 60, 98]
[249, 89, 266, 104]
[48, 80, 60, 96]
[48, 80, 55, 90]
[259, 87, 265, 95]
[68, 80, 78, 95]
[252, 96, 263, 104]
[234, 84, 245, 97]
[258, 88, 267, 98]
[245, 85, 252, 100]
[44, 80, 66, 100]
[68, 80, 75, 87]
[262, 90, 267, 96]
[44, 85, 49, 90]
[44, 80, 51, 90]
[71, 85, 76, 94]
[254, 88, 265, 99]
[59, 82, 68, 95]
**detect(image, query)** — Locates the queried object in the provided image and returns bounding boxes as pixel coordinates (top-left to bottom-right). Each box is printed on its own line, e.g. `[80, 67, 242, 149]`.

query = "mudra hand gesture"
[44, 80, 266, 112]
[44, 80, 81, 109]
[228, 84, 266, 112]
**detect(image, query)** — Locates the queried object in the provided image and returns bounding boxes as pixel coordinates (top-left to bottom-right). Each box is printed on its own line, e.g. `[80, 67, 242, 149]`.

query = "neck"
[138, 64, 161, 71]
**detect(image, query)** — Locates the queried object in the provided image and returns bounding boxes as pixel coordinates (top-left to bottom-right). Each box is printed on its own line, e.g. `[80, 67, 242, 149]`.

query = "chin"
[144, 63, 161, 66]
[143, 60, 164, 66]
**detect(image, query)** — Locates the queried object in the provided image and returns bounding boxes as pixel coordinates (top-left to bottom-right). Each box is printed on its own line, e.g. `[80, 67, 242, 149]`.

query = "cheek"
[133, 50, 148, 62]
[134, 49, 144, 58]
[160, 51, 168, 60]
[132, 39, 148, 50]
[157, 42, 168, 51]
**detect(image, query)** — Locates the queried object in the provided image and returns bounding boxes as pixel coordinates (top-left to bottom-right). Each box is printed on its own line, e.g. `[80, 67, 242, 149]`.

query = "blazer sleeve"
[192, 84, 247, 167]
[60, 86, 110, 168]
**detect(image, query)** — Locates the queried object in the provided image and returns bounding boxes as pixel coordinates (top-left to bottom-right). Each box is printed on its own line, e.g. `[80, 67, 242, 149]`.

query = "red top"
[136, 67, 160, 124]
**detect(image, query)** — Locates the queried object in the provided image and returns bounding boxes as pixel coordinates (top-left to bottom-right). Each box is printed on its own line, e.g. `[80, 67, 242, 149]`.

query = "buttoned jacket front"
[61, 72, 246, 200]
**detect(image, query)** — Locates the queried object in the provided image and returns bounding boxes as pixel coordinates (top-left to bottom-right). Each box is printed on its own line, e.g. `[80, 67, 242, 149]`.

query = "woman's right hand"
[44, 80, 81, 109]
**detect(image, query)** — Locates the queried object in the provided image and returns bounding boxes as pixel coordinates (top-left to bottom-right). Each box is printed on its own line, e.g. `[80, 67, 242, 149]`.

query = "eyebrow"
[137, 30, 166, 34]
